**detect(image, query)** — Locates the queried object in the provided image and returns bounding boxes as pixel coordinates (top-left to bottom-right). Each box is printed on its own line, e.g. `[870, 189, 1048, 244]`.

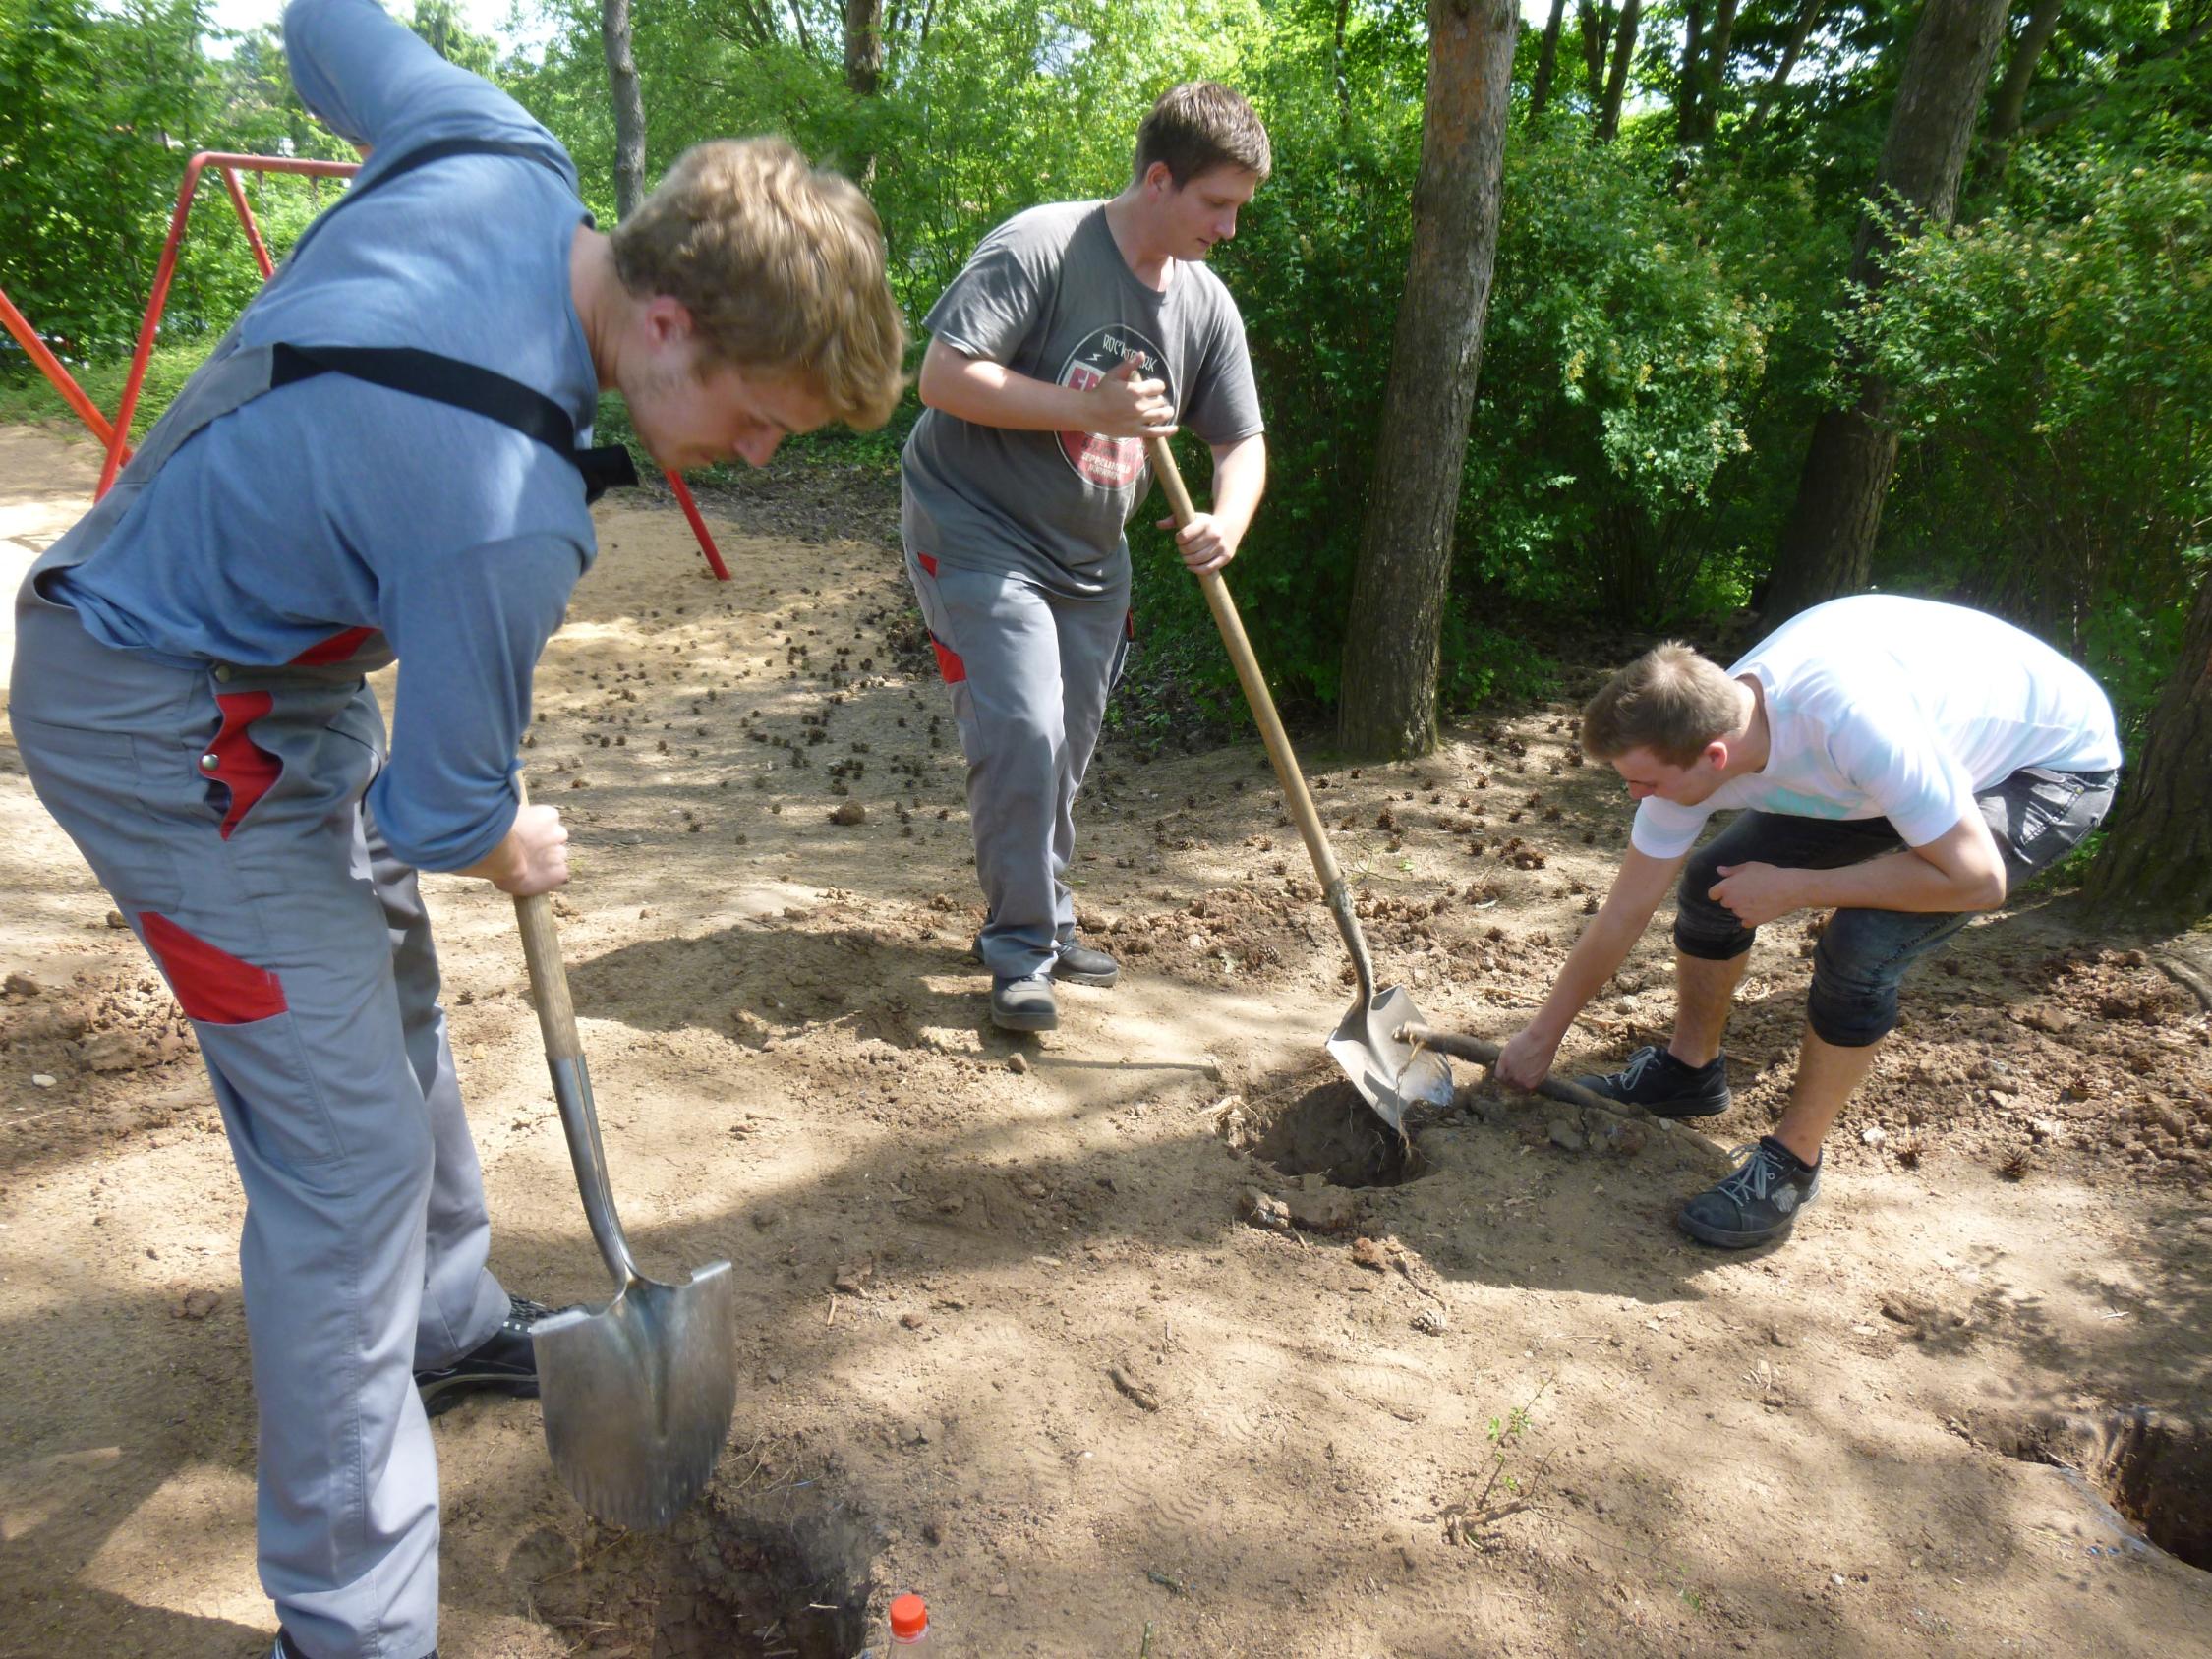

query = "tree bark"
[1532, 0, 1569, 116]
[1579, 2, 1612, 101]
[1676, 0, 1707, 143]
[1741, 0, 1825, 143]
[2084, 566, 2212, 925]
[601, 0, 649, 221]
[1335, 0, 1354, 134]
[1338, 0, 1522, 760]
[1693, 0, 1742, 142]
[1972, 0, 2063, 188]
[1596, 0, 1643, 141]
[1766, 0, 2013, 619]
[844, 0, 884, 95]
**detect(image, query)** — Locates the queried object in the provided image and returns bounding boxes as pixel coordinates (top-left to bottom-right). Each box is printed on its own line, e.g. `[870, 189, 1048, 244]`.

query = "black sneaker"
[1575, 1045, 1731, 1118]
[415, 1294, 551, 1417]
[1053, 938, 1120, 988]
[278, 1630, 436, 1659]
[1678, 1136, 1823, 1249]
[990, 974, 1058, 1032]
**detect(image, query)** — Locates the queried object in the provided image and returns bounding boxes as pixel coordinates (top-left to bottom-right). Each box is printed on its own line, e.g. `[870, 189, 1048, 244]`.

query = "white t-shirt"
[1631, 596, 2122, 860]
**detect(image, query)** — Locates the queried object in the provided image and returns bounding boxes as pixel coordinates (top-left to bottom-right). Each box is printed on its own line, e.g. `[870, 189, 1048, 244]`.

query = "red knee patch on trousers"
[210, 691, 281, 838]
[140, 911, 287, 1023]
[917, 552, 939, 576]
[931, 636, 966, 684]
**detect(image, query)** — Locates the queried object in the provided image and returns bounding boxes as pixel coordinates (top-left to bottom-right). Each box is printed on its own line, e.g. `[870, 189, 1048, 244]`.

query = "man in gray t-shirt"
[902, 82, 1270, 1032]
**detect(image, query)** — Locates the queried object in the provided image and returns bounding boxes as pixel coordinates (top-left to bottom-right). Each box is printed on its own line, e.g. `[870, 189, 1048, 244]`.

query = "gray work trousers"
[10, 597, 505, 1659]
[905, 553, 1130, 981]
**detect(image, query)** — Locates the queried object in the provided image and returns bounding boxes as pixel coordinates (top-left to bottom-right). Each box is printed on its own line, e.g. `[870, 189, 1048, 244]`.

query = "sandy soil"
[2, 422, 2208, 1658]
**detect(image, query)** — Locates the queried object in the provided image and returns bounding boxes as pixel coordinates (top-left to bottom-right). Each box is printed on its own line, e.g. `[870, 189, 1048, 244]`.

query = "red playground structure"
[0, 149, 731, 579]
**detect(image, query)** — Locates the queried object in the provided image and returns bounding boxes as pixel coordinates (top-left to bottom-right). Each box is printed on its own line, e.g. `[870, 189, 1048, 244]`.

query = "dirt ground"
[2, 421, 2208, 1658]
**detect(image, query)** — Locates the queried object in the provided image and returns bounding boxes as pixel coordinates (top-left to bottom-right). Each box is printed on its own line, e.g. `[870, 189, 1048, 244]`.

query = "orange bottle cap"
[890, 1592, 928, 1640]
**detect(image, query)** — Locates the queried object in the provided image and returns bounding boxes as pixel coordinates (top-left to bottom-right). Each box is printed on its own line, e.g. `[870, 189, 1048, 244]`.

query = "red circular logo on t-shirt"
[1057, 325, 1172, 488]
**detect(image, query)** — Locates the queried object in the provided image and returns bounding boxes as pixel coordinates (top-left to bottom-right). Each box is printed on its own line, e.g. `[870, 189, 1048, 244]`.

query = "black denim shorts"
[1672, 766, 2119, 1047]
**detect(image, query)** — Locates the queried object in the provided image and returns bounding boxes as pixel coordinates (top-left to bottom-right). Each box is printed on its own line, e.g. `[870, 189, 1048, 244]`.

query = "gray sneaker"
[990, 974, 1058, 1032]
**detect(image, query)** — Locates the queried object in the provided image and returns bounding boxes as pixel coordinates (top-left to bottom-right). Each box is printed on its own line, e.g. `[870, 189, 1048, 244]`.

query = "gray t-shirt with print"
[901, 200, 1265, 598]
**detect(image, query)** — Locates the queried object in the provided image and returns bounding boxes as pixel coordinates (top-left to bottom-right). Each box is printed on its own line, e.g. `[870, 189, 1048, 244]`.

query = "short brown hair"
[611, 138, 908, 429]
[1134, 82, 1272, 187]
[1581, 641, 1744, 766]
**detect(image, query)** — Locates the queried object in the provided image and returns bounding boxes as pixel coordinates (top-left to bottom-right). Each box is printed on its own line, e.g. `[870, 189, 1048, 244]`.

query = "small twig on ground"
[1109, 1362, 1161, 1412]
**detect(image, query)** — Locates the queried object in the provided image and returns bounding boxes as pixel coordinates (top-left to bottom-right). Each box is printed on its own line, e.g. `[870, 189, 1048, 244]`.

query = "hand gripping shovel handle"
[510, 779, 640, 1287]
[1145, 434, 1378, 1001]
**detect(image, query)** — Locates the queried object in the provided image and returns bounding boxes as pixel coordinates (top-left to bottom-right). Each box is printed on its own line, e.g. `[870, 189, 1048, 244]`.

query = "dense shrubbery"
[4, 0, 2205, 749]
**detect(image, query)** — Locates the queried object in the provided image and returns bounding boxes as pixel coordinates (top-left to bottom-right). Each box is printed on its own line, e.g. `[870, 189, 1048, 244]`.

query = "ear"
[641, 294, 696, 349]
[1141, 159, 1177, 197]
[1703, 738, 1730, 771]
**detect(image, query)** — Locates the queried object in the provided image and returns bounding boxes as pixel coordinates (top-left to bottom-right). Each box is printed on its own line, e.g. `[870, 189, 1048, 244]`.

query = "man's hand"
[1709, 860, 1803, 929]
[1090, 356, 1176, 439]
[1159, 508, 1241, 573]
[462, 803, 570, 896]
[1496, 1023, 1563, 1092]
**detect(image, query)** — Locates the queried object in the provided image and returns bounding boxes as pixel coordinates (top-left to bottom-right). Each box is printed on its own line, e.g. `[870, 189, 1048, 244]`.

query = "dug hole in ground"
[1, 424, 2207, 1658]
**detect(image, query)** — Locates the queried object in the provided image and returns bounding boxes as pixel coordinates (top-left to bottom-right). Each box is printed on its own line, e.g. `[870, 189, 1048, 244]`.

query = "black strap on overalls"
[273, 137, 639, 503]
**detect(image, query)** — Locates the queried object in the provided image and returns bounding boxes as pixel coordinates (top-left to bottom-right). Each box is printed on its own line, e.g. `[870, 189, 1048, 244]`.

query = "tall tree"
[601, 0, 647, 220]
[1596, 0, 1642, 140]
[2083, 566, 2212, 925]
[844, 0, 883, 95]
[1968, 0, 2063, 193]
[1338, 0, 1521, 759]
[1764, 0, 2013, 619]
[1676, 0, 1707, 142]
[1690, 0, 1742, 142]
[1579, 1, 1613, 98]
[1531, 0, 1569, 116]
[1741, 0, 1826, 143]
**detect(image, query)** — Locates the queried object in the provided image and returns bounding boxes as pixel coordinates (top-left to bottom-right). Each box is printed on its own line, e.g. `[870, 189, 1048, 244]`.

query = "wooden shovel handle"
[509, 777, 583, 1063]
[1145, 435, 1345, 893]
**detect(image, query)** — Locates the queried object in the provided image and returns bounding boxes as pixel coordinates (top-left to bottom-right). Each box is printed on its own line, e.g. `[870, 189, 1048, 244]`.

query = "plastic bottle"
[889, 1592, 929, 1645]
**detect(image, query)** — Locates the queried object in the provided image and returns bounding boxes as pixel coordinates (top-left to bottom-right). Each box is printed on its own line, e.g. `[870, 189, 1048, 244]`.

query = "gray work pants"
[905, 554, 1130, 981]
[10, 598, 505, 1659]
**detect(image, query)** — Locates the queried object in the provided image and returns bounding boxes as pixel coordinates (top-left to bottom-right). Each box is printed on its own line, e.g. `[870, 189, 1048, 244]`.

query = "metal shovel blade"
[1327, 983, 1456, 1135]
[532, 1259, 739, 1531]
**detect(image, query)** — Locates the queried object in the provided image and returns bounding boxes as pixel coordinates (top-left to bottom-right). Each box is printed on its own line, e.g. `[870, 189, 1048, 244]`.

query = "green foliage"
[1849, 150, 2212, 730]
[5, 0, 2209, 745]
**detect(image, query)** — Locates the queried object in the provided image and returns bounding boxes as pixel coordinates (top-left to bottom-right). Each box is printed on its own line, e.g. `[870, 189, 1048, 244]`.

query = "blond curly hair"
[611, 138, 907, 429]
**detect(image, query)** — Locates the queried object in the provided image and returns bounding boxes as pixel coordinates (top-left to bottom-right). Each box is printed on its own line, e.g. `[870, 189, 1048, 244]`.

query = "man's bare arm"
[916, 336, 1172, 437]
[1496, 844, 1686, 1088]
[1708, 811, 2007, 929]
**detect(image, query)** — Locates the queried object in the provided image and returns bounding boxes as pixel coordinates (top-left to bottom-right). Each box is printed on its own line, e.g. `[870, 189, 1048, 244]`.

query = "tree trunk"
[1532, 0, 1569, 116]
[1676, 0, 1706, 143]
[2083, 566, 2212, 925]
[601, 0, 648, 221]
[1766, 0, 2012, 619]
[1579, 3, 1611, 101]
[1335, 0, 1354, 134]
[1338, 0, 1521, 760]
[1741, 0, 1824, 143]
[844, 0, 884, 95]
[1596, 0, 1643, 141]
[1974, 0, 2063, 188]
[1693, 0, 1742, 142]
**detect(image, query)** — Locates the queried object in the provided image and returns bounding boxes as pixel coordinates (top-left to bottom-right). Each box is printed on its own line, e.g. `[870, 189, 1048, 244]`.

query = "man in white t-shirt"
[1496, 596, 2122, 1248]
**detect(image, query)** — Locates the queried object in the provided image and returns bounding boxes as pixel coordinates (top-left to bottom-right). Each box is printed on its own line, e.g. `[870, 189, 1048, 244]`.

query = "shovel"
[1146, 435, 1453, 1133]
[509, 782, 738, 1529]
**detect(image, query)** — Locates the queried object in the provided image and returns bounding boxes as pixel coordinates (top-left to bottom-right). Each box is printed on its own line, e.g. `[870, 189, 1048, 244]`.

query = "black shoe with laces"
[1574, 1044, 1731, 1118]
[1677, 1136, 1823, 1248]
[415, 1294, 552, 1418]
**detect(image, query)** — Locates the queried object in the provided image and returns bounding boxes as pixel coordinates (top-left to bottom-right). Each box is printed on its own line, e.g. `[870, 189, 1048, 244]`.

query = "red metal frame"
[4, 149, 728, 577]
